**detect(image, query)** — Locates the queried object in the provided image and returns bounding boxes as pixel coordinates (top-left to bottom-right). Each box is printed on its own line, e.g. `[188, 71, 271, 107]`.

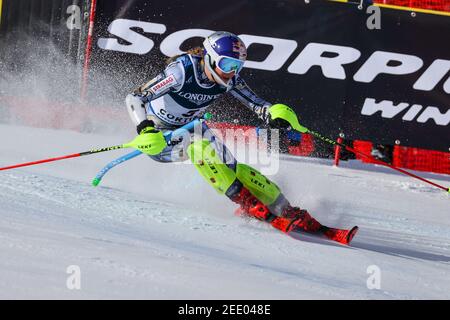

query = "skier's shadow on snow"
[351, 241, 450, 263]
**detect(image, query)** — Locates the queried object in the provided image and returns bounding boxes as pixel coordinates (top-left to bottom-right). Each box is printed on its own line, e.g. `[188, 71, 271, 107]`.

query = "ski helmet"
[203, 31, 247, 89]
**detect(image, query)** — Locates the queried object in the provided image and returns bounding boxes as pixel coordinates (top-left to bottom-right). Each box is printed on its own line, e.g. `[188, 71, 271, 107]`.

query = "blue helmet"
[203, 31, 247, 89]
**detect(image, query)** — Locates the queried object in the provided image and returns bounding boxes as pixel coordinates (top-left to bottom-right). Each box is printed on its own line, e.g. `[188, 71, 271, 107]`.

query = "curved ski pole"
[92, 150, 143, 186]
[303, 126, 450, 194]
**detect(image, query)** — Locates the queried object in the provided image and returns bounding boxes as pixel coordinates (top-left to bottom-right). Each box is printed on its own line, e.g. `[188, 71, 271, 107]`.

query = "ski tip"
[346, 226, 359, 245]
[92, 178, 101, 187]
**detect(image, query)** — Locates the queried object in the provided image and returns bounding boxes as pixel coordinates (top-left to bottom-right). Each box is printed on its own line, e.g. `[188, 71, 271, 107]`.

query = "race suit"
[126, 54, 271, 130]
[126, 53, 273, 163]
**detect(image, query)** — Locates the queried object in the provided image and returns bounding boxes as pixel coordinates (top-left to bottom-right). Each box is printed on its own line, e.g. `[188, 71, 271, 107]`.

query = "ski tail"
[321, 226, 359, 245]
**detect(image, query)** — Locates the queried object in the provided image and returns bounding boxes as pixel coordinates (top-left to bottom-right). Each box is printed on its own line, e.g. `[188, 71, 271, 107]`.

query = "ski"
[235, 207, 359, 246]
[291, 224, 359, 246]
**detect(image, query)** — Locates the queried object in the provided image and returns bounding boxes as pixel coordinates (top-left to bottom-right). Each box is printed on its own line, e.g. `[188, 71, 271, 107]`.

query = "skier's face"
[214, 67, 235, 82]
[204, 61, 235, 84]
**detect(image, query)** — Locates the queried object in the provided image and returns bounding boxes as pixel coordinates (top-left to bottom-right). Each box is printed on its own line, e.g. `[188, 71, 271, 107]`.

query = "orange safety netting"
[368, 1, 450, 174]
[181, 122, 450, 175]
[374, 0, 450, 11]
[353, 141, 450, 175]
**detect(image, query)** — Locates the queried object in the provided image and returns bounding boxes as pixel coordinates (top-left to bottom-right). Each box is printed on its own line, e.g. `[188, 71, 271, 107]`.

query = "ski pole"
[299, 125, 449, 194]
[0, 133, 159, 172]
[0, 145, 127, 171]
[92, 149, 142, 186]
[91, 114, 213, 186]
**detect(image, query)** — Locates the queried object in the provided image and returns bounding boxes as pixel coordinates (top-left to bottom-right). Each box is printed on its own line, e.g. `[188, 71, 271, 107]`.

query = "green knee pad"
[187, 139, 236, 194]
[236, 163, 281, 206]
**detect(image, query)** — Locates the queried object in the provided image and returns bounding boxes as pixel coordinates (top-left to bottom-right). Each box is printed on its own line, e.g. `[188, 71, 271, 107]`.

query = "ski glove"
[133, 120, 167, 156]
[136, 119, 155, 134]
[267, 104, 308, 133]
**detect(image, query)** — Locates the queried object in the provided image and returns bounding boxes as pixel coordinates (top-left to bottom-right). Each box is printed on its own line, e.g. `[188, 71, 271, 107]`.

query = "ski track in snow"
[0, 124, 449, 299]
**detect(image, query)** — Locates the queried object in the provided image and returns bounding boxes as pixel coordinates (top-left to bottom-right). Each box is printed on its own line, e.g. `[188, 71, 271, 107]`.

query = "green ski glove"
[129, 124, 167, 156]
[267, 104, 308, 133]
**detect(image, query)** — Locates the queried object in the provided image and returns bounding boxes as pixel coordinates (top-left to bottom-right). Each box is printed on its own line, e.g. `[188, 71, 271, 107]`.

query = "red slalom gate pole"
[306, 128, 450, 194]
[81, 0, 98, 101]
[334, 136, 344, 166]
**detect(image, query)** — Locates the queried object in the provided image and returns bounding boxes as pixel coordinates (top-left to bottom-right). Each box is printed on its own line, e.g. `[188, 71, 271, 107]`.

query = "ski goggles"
[216, 56, 245, 74]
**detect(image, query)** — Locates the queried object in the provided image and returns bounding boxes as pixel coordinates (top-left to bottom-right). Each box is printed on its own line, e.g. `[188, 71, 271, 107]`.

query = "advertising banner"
[2, 0, 449, 151]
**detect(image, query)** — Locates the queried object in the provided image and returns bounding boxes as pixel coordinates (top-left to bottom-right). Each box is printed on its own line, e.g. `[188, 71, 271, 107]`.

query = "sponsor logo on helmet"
[233, 41, 247, 60]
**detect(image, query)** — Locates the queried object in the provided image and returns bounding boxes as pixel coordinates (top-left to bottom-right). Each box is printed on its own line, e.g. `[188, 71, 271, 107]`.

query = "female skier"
[126, 31, 357, 244]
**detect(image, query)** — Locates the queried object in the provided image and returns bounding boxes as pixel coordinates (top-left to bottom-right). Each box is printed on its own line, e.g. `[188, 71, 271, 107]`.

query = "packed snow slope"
[0, 124, 449, 299]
